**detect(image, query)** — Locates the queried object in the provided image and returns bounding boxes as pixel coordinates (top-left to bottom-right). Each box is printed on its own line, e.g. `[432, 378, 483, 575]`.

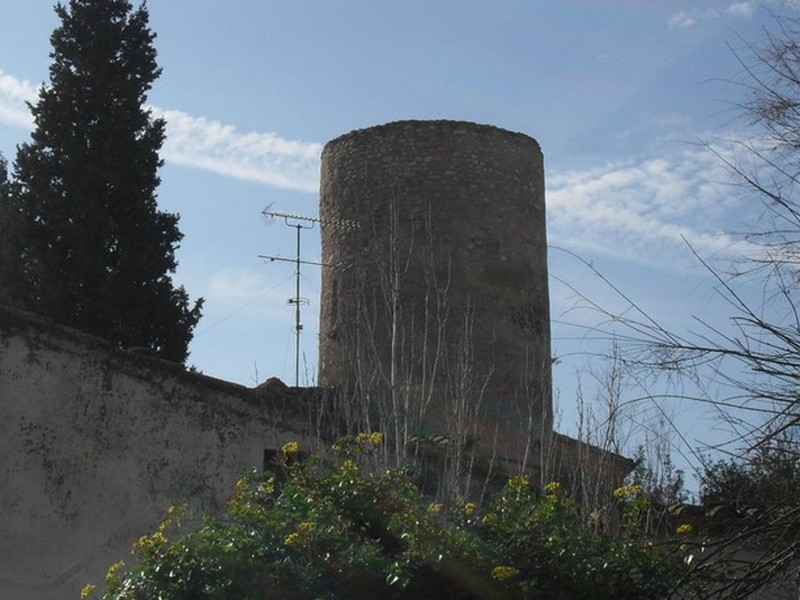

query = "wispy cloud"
[0, 70, 758, 270]
[547, 145, 751, 268]
[668, 11, 698, 28]
[206, 268, 290, 308]
[668, 3, 755, 28]
[193, 268, 295, 332]
[194, 267, 319, 338]
[0, 70, 321, 193]
[154, 109, 321, 193]
[0, 70, 37, 129]
[727, 3, 756, 19]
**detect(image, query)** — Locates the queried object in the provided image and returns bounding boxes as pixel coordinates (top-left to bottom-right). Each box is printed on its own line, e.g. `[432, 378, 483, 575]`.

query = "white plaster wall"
[0, 307, 315, 599]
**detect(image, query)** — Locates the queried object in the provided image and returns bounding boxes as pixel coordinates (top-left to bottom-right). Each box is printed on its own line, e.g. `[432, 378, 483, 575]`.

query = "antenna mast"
[261, 208, 358, 387]
[261, 209, 318, 387]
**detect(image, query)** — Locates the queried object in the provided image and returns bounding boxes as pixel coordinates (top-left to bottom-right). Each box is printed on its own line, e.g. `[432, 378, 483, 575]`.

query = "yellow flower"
[105, 560, 125, 583]
[481, 513, 497, 525]
[676, 522, 693, 535]
[80, 584, 96, 599]
[131, 531, 167, 555]
[342, 459, 357, 471]
[544, 481, 561, 495]
[284, 521, 316, 547]
[463, 502, 476, 516]
[283, 532, 300, 546]
[613, 483, 643, 500]
[281, 441, 299, 455]
[297, 521, 316, 534]
[491, 565, 519, 581]
[427, 502, 442, 513]
[544, 481, 565, 501]
[356, 431, 383, 445]
[507, 474, 529, 490]
[158, 504, 185, 532]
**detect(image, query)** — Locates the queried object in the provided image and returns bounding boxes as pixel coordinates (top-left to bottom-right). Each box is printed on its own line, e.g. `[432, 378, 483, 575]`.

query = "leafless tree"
[555, 14, 800, 596]
[325, 190, 552, 501]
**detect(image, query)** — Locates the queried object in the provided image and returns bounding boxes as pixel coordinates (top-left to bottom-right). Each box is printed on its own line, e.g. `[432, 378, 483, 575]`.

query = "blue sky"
[1, 1, 794, 474]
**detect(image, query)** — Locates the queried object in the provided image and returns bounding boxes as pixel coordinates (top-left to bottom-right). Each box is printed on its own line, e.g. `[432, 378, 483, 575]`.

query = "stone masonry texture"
[318, 120, 552, 468]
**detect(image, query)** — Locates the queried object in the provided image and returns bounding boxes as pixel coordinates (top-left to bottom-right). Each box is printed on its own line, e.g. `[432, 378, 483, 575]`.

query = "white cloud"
[668, 11, 697, 28]
[668, 3, 755, 28]
[546, 145, 754, 268]
[207, 268, 279, 304]
[195, 267, 320, 340]
[198, 268, 297, 324]
[0, 70, 37, 129]
[0, 70, 322, 193]
[727, 3, 755, 19]
[154, 109, 321, 194]
[0, 70, 762, 272]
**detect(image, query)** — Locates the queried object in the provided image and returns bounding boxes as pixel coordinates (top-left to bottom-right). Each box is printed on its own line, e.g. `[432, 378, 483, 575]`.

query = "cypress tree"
[0, 0, 202, 363]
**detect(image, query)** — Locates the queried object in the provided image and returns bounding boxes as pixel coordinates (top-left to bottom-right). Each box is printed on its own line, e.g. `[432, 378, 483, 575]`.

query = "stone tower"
[318, 120, 551, 474]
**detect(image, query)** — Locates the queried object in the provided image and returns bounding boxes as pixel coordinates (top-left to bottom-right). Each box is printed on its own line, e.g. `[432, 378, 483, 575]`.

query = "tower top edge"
[323, 120, 541, 154]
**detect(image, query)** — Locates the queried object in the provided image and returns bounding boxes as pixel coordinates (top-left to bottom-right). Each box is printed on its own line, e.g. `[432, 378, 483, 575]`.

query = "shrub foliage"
[88, 436, 701, 599]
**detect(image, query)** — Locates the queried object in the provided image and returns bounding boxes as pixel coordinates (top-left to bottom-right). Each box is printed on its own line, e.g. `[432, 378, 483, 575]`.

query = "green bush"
[85, 436, 700, 599]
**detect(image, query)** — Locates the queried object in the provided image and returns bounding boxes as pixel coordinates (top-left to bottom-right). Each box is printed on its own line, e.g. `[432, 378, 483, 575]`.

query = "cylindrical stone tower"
[319, 120, 551, 473]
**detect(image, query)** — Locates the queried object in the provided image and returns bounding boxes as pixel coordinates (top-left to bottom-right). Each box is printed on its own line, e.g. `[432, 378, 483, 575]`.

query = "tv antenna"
[260, 207, 357, 387]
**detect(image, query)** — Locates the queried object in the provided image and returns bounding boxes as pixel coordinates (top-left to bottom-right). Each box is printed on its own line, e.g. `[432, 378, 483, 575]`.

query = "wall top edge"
[0, 303, 255, 397]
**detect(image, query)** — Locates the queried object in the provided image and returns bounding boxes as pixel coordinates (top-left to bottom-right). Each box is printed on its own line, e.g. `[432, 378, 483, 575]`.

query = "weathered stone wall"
[0, 306, 316, 600]
[319, 120, 551, 471]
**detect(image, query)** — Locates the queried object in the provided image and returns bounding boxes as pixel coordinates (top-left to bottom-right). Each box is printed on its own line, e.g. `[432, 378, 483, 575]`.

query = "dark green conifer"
[0, 0, 202, 363]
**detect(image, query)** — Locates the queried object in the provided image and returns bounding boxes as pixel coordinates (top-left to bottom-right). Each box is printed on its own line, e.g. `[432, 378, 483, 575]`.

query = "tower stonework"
[319, 120, 551, 475]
